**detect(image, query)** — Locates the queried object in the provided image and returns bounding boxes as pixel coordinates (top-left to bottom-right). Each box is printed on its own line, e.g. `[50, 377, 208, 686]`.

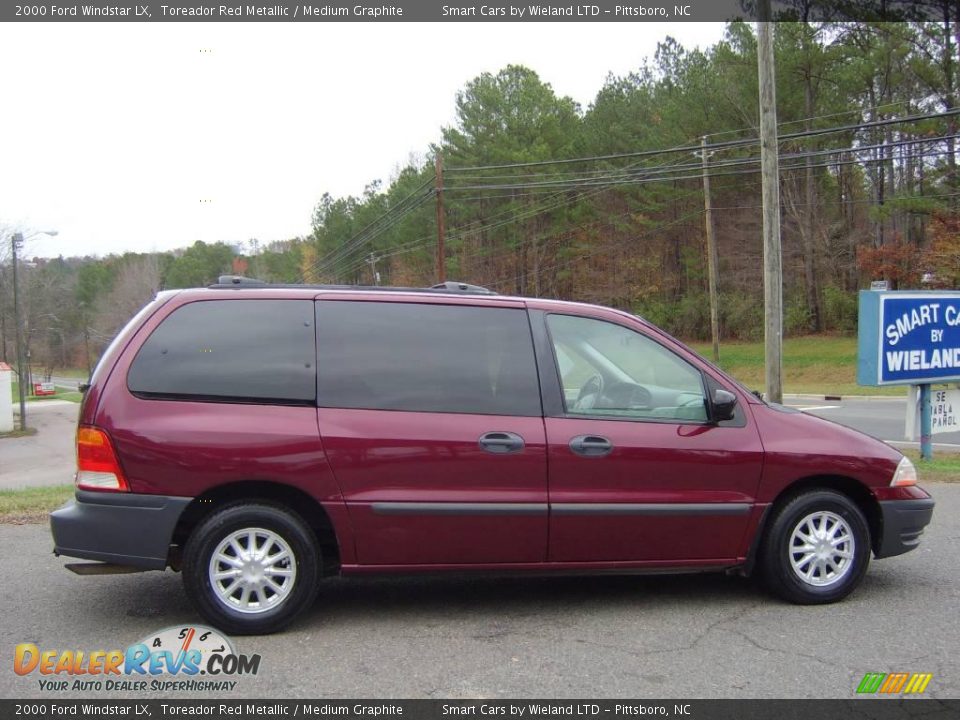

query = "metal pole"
[11, 233, 27, 431]
[920, 383, 933, 460]
[757, 1, 784, 404]
[701, 136, 721, 364]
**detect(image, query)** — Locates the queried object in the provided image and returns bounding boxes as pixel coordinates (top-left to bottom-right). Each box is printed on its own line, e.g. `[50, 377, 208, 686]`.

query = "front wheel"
[182, 503, 320, 634]
[760, 490, 871, 605]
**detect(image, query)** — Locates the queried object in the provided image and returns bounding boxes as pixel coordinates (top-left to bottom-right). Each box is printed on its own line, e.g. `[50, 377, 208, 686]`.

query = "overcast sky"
[1, 22, 727, 259]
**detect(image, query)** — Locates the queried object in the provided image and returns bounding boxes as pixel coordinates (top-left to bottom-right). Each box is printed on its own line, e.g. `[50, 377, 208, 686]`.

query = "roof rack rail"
[428, 281, 497, 295]
[216, 275, 268, 286]
[209, 276, 497, 296]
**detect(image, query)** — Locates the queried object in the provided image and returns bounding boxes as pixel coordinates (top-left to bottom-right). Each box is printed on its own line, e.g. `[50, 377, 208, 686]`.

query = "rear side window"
[128, 299, 315, 404]
[316, 301, 541, 416]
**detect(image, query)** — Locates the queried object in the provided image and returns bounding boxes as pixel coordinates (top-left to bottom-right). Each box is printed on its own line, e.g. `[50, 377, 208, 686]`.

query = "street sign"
[858, 290, 960, 386]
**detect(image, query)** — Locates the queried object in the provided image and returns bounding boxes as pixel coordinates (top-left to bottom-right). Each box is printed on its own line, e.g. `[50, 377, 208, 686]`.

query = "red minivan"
[51, 278, 935, 634]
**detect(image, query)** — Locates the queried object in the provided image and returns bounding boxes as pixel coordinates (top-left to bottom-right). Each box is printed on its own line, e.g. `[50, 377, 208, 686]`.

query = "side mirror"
[710, 388, 738, 422]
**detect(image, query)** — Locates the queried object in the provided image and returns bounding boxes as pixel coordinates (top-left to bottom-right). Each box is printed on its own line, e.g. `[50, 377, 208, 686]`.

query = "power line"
[701, 98, 925, 140]
[311, 183, 434, 275]
[443, 109, 960, 175]
[309, 179, 435, 278]
[441, 136, 958, 192]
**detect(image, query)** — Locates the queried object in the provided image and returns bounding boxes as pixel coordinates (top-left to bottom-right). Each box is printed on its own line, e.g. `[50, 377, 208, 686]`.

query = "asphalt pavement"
[0, 401, 77, 489]
[0, 482, 956, 699]
[1, 396, 957, 699]
[788, 395, 960, 452]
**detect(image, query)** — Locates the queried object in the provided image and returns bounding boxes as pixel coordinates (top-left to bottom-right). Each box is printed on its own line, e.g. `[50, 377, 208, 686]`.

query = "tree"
[164, 241, 235, 289]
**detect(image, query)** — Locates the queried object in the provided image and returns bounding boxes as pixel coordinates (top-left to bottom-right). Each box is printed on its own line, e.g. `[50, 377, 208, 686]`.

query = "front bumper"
[50, 491, 191, 570]
[875, 497, 935, 559]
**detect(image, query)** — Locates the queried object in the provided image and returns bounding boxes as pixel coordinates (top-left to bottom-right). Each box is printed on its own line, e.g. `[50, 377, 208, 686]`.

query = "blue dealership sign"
[858, 290, 960, 386]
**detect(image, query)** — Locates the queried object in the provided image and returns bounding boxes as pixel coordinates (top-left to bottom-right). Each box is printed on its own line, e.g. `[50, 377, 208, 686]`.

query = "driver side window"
[546, 314, 708, 422]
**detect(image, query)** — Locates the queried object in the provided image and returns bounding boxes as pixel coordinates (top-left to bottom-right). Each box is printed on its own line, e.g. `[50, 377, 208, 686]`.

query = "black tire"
[760, 490, 871, 605]
[182, 502, 320, 635]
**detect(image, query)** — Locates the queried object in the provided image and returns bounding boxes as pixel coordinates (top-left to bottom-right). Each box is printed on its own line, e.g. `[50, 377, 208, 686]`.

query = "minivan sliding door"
[315, 299, 548, 566]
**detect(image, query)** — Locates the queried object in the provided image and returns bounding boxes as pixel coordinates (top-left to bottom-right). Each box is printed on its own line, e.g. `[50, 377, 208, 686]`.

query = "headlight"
[891, 456, 918, 487]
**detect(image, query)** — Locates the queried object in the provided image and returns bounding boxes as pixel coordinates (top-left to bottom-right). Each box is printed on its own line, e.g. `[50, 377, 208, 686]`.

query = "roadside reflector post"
[920, 383, 932, 461]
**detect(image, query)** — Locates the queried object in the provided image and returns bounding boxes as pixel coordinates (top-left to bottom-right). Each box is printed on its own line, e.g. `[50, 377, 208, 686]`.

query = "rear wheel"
[761, 490, 870, 604]
[183, 503, 320, 634]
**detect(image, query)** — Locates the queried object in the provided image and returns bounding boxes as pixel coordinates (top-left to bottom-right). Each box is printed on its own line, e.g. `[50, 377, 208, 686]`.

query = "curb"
[783, 394, 907, 402]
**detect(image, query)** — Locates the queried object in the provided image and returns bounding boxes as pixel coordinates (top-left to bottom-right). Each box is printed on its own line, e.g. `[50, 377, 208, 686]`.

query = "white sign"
[931, 388, 960, 434]
[906, 387, 960, 438]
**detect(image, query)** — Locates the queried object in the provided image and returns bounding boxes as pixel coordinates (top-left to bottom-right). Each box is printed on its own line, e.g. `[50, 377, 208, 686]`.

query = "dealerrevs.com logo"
[14, 625, 261, 693]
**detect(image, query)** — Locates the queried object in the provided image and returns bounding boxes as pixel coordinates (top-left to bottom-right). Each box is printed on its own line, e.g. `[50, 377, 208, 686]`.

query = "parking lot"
[2, 400, 957, 699]
[0, 482, 956, 700]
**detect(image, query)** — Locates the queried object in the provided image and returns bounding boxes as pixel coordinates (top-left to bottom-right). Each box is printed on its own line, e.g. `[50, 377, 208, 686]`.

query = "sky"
[0, 22, 727, 260]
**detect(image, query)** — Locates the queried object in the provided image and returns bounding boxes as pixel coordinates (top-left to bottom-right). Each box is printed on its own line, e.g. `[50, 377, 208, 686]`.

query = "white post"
[0, 362, 13, 433]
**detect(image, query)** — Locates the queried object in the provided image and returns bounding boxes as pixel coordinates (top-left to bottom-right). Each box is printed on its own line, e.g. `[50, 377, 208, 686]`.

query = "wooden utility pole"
[757, 0, 783, 403]
[435, 151, 446, 283]
[700, 136, 721, 364]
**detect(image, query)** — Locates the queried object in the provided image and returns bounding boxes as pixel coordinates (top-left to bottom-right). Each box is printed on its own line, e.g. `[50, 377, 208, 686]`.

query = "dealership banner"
[1, 0, 950, 23]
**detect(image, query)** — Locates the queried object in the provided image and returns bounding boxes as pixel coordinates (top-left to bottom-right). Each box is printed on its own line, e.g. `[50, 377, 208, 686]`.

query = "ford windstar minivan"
[51, 277, 935, 634]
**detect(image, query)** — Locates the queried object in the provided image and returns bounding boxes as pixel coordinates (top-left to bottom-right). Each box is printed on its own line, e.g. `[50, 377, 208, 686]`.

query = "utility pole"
[758, 0, 783, 403]
[367, 253, 380, 286]
[11, 233, 27, 431]
[435, 151, 446, 283]
[700, 136, 721, 364]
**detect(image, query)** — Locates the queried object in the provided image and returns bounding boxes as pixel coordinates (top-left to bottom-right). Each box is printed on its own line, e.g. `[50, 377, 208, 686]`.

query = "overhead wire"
[305, 111, 956, 284]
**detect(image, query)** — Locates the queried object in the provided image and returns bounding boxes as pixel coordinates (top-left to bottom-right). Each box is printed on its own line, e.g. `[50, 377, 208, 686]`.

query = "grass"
[907, 450, 960, 483]
[10, 380, 82, 404]
[687, 335, 907, 397]
[0, 484, 73, 524]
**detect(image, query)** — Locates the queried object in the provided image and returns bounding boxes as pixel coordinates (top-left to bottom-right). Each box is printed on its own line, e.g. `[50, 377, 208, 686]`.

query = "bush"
[785, 294, 813, 336]
[822, 286, 858, 333]
[720, 292, 763, 341]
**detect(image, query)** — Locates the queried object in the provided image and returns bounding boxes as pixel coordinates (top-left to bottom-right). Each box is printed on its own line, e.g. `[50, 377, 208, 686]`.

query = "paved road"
[0, 482, 956, 699]
[0, 402, 76, 489]
[786, 395, 960, 452]
[50, 375, 82, 391]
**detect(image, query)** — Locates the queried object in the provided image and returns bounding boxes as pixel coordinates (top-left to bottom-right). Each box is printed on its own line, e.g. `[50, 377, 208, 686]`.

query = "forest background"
[3, 15, 960, 378]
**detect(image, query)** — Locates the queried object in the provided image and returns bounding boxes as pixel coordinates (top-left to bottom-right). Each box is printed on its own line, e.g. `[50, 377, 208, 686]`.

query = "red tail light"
[76, 426, 129, 492]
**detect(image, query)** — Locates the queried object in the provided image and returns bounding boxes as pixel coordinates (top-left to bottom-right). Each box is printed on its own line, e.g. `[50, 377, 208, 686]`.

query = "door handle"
[479, 431, 525, 454]
[569, 435, 613, 457]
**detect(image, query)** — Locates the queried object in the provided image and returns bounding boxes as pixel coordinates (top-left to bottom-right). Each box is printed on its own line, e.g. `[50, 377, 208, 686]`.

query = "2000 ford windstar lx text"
[50, 277, 935, 634]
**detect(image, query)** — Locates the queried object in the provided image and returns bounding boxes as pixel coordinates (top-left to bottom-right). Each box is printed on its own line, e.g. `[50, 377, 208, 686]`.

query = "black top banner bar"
[2, 0, 950, 22]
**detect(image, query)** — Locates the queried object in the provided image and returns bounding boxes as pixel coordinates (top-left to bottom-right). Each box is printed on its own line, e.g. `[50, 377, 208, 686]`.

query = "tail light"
[76, 426, 129, 492]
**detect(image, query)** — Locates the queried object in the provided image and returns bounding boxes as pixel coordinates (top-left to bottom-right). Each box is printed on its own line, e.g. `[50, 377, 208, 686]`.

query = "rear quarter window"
[127, 299, 316, 404]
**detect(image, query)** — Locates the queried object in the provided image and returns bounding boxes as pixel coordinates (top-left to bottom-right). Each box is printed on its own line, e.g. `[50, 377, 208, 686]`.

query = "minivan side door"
[533, 310, 764, 564]
[315, 297, 548, 566]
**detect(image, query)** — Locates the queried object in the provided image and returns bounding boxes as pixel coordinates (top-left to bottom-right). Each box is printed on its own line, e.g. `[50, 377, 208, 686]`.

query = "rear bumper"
[50, 491, 191, 570]
[875, 497, 935, 559]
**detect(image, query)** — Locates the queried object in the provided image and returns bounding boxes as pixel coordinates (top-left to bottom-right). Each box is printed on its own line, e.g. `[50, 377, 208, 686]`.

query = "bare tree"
[92, 255, 161, 344]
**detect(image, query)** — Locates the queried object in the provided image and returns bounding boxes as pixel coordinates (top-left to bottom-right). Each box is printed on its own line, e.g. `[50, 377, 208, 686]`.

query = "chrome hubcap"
[789, 511, 854, 587]
[209, 528, 296, 614]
